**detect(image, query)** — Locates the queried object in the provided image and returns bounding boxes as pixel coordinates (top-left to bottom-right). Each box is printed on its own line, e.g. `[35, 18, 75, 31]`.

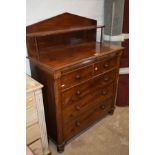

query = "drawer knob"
[75, 74, 81, 80]
[61, 84, 65, 88]
[104, 76, 109, 81]
[76, 121, 81, 127]
[101, 105, 105, 109]
[102, 90, 107, 95]
[76, 90, 81, 96]
[94, 67, 98, 71]
[75, 105, 81, 111]
[104, 63, 109, 68]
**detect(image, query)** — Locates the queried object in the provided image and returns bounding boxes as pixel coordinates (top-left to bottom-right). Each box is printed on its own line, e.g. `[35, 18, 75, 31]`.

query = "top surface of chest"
[28, 42, 123, 71]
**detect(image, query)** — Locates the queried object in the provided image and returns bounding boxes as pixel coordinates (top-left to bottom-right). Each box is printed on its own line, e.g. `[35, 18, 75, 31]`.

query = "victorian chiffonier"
[26, 13, 124, 152]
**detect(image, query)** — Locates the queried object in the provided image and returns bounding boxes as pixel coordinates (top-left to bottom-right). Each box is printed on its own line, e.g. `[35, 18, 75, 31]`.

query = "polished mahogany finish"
[27, 13, 124, 152]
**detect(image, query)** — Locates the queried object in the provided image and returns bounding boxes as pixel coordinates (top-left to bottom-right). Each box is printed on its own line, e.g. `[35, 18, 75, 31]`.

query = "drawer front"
[62, 79, 91, 108]
[26, 123, 40, 145]
[28, 139, 43, 155]
[94, 69, 116, 86]
[26, 105, 38, 127]
[63, 98, 113, 140]
[61, 65, 93, 90]
[62, 83, 114, 124]
[94, 57, 117, 76]
[62, 69, 116, 108]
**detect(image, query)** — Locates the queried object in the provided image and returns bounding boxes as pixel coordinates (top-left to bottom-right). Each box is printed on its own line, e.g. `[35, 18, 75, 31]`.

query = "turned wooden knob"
[61, 84, 65, 88]
[76, 121, 81, 127]
[76, 90, 81, 96]
[104, 63, 109, 68]
[75, 74, 81, 80]
[102, 90, 107, 95]
[75, 105, 81, 111]
[94, 67, 98, 71]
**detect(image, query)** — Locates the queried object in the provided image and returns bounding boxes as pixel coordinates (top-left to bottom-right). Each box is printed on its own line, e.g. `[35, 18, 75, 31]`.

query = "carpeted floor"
[49, 107, 129, 155]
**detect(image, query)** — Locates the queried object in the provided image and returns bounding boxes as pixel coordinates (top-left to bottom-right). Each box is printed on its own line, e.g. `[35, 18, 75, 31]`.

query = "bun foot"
[57, 144, 65, 153]
[108, 108, 115, 115]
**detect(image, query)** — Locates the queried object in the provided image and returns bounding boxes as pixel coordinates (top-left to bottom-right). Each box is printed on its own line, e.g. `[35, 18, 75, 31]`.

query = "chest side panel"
[30, 62, 58, 142]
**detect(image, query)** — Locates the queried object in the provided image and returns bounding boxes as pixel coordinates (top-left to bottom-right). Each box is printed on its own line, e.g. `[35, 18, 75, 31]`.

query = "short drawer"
[94, 57, 117, 76]
[26, 123, 40, 145]
[26, 105, 38, 127]
[61, 65, 93, 90]
[28, 139, 43, 155]
[62, 83, 114, 124]
[94, 69, 116, 86]
[63, 98, 113, 140]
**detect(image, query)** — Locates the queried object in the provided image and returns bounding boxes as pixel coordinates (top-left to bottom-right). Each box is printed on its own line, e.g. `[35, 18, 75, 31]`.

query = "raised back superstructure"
[26, 13, 99, 60]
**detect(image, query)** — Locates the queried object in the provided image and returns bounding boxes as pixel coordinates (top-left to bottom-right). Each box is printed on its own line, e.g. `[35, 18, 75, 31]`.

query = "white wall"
[26, 0, 104, 75]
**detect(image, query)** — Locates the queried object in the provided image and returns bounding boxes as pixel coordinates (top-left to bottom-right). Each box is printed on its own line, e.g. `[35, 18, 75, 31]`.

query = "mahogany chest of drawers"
[26, 13, 123, 152]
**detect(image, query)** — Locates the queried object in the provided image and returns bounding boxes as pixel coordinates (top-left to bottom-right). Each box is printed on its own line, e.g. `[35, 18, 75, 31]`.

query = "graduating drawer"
[61, 65, 93, 90]
[94, 57, 117, 76]
[63, 98, 113, 140]
[61, 79, 91, 108]
[62, 83, 114, 124]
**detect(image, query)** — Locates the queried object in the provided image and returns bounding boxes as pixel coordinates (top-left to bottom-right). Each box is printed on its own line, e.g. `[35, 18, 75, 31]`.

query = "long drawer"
[62, 83, 114, 124]
[63, 98, 113, 140]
